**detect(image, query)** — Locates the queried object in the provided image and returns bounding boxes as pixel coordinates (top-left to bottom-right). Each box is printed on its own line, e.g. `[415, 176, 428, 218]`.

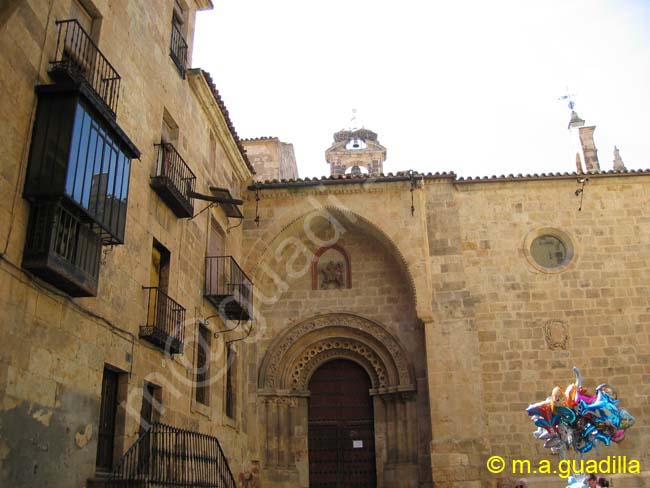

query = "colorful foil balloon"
[525, 367, 635, 454]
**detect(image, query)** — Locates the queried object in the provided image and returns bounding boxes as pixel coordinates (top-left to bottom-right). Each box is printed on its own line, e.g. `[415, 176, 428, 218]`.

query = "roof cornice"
[187, 69, 254, 181]
[248, 169, 650, 191]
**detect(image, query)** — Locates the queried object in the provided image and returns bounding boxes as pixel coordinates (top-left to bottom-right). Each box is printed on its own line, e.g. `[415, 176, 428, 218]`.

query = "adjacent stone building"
[0, 1, 256, 486]
[1, 2, 649, 488]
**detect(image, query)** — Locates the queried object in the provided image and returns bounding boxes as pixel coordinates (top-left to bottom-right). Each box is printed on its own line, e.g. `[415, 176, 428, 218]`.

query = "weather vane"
[558, 87, 576, 110]
[350, 108, 357, 130]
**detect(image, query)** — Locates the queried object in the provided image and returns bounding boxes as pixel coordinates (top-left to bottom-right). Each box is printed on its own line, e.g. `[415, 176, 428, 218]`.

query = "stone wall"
[450, 175, 650, 486]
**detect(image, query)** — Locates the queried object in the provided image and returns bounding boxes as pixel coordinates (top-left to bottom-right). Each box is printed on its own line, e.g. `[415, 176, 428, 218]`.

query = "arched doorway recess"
[258, 313, 422, 488]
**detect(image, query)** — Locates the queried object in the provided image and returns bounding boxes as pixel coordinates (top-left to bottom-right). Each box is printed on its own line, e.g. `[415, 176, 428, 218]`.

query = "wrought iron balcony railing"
[205, 256, 253, 321]
[22, 200, 101, 297]
[151, 143, 195, 218]
[170, 21, 188, 78]
[106, 422, 236, 488]
[49, 19, 121, 117]
[140, 287, 185, 354]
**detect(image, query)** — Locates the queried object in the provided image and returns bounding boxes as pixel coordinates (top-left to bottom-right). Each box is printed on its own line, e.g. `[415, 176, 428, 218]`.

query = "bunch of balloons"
[526, 367, 635, 454]
[565, 474, 586, 488]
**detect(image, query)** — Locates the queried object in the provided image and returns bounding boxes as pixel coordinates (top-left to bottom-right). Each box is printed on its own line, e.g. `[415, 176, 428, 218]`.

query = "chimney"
[613, 146, 626, 171]
[575, 153, 584, 174]
[578, 126, 600, 172]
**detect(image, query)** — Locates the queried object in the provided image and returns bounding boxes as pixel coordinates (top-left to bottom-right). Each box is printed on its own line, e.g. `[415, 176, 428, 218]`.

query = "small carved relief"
[313, 246, 350, 290]
[544, 320, 569, 350]
[320, 260, 345, 289]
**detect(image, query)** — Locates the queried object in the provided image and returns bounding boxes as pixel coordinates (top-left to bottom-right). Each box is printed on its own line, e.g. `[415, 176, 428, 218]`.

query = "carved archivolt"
[292, 342, 385, 388]
[258, 313, 414, 392]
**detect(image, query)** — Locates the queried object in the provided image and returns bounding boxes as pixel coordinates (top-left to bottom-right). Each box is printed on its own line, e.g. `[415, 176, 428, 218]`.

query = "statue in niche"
[320, 260, 345, 289]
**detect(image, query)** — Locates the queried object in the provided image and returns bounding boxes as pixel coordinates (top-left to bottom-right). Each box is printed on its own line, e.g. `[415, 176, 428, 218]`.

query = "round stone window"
[524, 228, 575, 273]
[530, 235, 568, 268]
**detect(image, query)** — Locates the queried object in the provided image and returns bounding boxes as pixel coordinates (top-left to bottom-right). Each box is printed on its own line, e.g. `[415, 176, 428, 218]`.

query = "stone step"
[86, 478, 108, 488]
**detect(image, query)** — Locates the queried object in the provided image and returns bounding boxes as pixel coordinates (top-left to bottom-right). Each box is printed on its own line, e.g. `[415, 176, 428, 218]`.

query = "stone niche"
[312, 245, 351, 290]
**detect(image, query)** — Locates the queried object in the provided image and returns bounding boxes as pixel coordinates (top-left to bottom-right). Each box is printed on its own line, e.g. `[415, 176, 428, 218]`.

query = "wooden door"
[308, 359, 376, 488]
[96, 368, 119, 473]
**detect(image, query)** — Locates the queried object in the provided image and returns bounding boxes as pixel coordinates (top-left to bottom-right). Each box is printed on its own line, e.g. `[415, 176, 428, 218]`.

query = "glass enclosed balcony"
[24, 93, 138, 244]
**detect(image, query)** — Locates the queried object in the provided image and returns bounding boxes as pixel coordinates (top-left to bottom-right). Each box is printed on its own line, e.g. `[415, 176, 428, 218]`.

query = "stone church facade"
[1, 1, 649, 488]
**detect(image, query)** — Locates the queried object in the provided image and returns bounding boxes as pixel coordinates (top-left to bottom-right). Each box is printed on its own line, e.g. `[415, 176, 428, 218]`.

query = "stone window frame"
[190, 319, 216, 420]
[70, 0, 102, 43]
[523, 227, 576, 274]
[223, 344, 238, 430]
[311, 244, 352, 290]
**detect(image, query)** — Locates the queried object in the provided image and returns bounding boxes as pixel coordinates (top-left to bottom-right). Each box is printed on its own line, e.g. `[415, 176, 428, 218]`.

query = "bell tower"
[325, 128, 387, 177]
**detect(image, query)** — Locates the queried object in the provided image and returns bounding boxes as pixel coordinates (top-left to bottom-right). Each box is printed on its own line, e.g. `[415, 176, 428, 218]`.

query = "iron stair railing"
[106, 422, 236, 488]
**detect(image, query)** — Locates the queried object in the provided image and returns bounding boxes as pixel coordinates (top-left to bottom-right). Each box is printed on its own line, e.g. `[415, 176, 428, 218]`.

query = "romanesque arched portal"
[258, 313, 421, 488]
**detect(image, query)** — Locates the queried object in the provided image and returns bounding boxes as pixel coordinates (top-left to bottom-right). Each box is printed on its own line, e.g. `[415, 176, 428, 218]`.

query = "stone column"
[381, 392, 419, 488]
[259, 392, 308, 488]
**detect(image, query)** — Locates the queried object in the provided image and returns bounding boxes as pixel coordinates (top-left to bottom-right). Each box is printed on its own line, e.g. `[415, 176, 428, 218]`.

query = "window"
[206, 219, 227, 302]
[225, 345, 236, 419]
[524, 227, 575, 273]
[69, 0, 97, 38]
[64, 0, 101, 81]
[195, 325, 211, 405]
[137, 382, 161, 471]
[147, 240, 171, 333]
[139, 382, 161, 432]
[67, 102, 131, 241]
[530, 235, 567, 268]
[161, 109, 179, 145]
[208, 130, 217, 173]
[169, 0, 188, 76]
[150, 240, 171, 292]
[25, 97, 133, 243]
[141, 239, 185, 354]
[208, 218, 226, 256]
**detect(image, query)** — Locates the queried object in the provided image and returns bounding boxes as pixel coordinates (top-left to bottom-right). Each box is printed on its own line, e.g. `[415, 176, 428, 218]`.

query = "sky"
[193, 1, 650, 178]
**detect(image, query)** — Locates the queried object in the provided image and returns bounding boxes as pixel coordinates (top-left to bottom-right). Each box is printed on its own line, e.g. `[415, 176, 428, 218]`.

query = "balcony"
[170, 21, 188, 78]
[140, 287, 185, 354]
[151, 143, 195, 218]
[24, 93, 136, 245]
[205, 256, 253, 321]
[49, 19, 121, 117]
[22, 200, 101, 297]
